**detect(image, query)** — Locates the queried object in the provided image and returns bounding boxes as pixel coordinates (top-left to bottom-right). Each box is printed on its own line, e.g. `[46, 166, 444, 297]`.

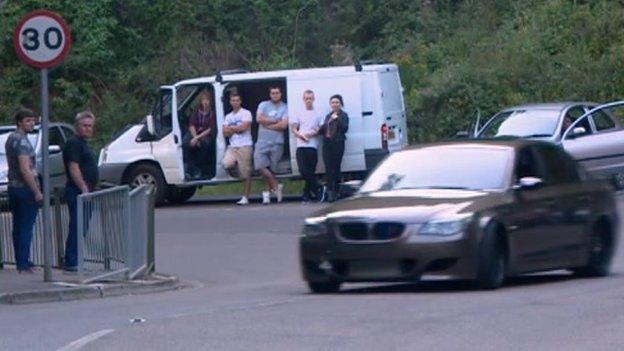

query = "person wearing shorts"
[255, 86, 288, 204]
[222, 93, 253, 205]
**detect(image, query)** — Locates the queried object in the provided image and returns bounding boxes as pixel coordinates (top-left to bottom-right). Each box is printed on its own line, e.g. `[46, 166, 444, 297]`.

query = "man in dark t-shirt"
[62, 111, 98, 271]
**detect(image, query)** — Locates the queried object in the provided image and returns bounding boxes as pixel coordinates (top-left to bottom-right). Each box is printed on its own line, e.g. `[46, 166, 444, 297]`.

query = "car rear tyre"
[307, 280, 341, 294]
[474, 226, 506, 290]
[126, 164, 167, 206]
[572, 222, 614, 277]
[167, 186, 196, 204]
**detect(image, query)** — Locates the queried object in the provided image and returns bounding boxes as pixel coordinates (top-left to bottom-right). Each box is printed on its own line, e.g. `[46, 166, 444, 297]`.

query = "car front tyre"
[474, 225, 506, 290]
[572, 222, 614, 277]
[307, 280, 341, 294]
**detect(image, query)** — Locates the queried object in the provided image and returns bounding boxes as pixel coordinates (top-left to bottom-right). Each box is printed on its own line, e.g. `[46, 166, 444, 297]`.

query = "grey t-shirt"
[5, 131, 37, 187]
[256, 100, 288, 145]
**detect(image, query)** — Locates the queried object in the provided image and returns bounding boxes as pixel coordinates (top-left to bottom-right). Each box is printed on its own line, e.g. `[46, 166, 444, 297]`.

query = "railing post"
[102, 197, 111, 270]
[147, 186, 155, 273]
[77, 194, 84, 275]
[53, 188, 65, 267]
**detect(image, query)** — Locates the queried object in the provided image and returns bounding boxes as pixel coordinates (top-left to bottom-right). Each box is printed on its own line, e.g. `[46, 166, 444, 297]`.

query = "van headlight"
[418, 214, 473, 237]
[302, 216, 328, 236]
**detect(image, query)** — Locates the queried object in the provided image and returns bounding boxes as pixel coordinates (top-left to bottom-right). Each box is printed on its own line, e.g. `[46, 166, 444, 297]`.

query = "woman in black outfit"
[320, 94, 349, 202]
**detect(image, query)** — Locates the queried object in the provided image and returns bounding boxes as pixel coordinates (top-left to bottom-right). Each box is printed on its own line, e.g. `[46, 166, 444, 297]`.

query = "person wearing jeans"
[5, 108, 43, 273]
[319, 94, 349, 202]
[62, 111, 98, 271]
[291, 90, 324, 202]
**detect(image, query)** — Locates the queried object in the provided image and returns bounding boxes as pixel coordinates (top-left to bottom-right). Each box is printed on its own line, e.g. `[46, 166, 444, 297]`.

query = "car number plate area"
[347, 260, 402, 279]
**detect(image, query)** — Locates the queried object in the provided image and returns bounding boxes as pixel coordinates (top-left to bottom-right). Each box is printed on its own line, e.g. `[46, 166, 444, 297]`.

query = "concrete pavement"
[0, 267, 181, 304]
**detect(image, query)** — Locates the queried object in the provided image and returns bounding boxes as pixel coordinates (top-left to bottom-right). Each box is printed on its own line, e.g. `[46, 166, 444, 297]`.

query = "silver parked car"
[475, 101, 624, 188]
[0, 122, 75, 193]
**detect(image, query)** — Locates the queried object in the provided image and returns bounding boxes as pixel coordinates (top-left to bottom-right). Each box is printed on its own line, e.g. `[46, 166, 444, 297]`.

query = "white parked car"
[98, 63, 409, 204]
[0, 122, 75, 194]
[474, 101, 624, 189]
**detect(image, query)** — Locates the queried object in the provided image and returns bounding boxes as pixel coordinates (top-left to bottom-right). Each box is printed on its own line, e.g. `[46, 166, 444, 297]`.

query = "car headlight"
[418, 214, 473, 237]
[302, 216, 328, 236]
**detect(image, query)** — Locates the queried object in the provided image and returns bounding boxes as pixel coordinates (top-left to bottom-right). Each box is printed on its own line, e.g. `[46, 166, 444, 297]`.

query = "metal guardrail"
[0, 185, 155, 283]
[0, 190, 69, 269]
[77, 185, 154, 283]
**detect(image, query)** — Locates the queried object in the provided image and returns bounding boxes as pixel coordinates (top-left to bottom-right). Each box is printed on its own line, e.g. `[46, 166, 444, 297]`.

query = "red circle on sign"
[12, 9, 72, 69]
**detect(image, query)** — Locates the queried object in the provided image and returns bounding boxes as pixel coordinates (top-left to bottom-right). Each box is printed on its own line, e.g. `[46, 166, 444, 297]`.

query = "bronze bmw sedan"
[299, 140, 619, 293]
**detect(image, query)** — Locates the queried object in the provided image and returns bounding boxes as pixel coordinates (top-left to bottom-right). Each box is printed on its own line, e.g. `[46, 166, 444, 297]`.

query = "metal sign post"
[13, 10, 71, 282]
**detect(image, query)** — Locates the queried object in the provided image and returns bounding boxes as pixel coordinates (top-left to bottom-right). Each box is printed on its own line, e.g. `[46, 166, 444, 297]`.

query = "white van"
[98, 63, 408, 204]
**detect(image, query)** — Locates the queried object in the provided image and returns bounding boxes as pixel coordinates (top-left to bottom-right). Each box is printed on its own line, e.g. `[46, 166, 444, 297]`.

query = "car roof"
[404, 139, 551, 152]
[0, 122, 74, 131]
[500, 101, 598, 112]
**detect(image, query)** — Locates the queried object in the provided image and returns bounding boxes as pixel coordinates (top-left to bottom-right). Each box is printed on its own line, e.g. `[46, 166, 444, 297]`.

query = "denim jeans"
[63, 185, 80, 268]
[8, 186, 39, 270]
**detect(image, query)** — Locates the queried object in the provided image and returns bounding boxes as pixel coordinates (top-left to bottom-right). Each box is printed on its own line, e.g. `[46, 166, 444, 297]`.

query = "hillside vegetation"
[2, 0, 624, 148]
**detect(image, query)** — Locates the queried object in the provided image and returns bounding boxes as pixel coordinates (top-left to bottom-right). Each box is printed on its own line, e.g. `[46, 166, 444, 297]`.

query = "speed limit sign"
[12, 10, 72, 282]
[12, 10, 71, 69]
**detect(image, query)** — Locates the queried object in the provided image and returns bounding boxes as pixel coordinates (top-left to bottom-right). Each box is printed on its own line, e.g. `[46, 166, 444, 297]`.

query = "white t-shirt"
[224, 108, 253, 147]
[291, 109, 325, 149]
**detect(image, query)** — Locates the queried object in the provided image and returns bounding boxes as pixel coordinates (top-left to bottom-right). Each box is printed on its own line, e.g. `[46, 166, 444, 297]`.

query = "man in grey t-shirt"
[6, 108, 42, 272]
[255, 86, 288, 204]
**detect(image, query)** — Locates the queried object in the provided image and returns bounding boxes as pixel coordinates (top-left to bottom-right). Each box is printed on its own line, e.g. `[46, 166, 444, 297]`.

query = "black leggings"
[296, 147, 321, 199]
[322, 139, 345, 194]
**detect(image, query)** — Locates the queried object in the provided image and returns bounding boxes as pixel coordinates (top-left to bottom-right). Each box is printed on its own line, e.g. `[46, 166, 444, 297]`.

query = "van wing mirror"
[146, 114, 155, 135]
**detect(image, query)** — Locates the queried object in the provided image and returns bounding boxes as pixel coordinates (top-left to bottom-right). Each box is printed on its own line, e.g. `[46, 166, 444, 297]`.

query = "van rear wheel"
[126, 164, 167, 206]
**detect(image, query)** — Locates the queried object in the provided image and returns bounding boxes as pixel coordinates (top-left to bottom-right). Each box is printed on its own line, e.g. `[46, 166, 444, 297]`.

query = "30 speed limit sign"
[12, 10, 71, 69]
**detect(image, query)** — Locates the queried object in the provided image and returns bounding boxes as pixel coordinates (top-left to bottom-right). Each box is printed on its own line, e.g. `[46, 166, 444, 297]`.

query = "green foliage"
[2, 0, 624, 150]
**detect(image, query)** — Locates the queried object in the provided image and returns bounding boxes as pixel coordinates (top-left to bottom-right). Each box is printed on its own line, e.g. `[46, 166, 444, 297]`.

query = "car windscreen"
[479, 109, 560, 138]
[360, 147, 512, 192]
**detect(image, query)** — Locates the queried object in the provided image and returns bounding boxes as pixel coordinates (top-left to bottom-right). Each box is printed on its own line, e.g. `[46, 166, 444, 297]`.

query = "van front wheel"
[126, 164, 167, 206]
[167, 186, 197, 204]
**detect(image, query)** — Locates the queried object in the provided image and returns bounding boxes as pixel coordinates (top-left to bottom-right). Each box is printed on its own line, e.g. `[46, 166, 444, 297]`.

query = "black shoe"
[62, 265, 78, 272]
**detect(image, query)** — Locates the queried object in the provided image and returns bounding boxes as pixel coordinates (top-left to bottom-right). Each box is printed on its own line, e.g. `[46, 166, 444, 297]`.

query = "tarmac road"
[1, 195, 624, 351]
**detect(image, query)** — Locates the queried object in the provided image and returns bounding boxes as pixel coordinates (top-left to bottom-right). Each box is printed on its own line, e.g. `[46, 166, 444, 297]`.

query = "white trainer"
[236, 196, 249, 206]
[262, 191, 271, 204]
[275, 183, 284, 203]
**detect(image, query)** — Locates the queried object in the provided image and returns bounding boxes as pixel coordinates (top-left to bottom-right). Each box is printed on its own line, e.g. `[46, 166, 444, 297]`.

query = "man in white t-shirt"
[222, 93, 253, 205]
[291, 90, 324, 202]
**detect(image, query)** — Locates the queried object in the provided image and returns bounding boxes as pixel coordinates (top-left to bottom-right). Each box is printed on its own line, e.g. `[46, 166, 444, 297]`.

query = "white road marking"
[57, 329, 114, 351]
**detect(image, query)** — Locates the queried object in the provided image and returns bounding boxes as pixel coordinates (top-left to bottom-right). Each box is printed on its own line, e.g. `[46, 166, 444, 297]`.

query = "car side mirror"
[146, 114, 155, 135]
[49, 145, 61, 154]
[454, 131, 470, 139]
[339, 180, 363, 199]
[513, 176, 544, 190]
